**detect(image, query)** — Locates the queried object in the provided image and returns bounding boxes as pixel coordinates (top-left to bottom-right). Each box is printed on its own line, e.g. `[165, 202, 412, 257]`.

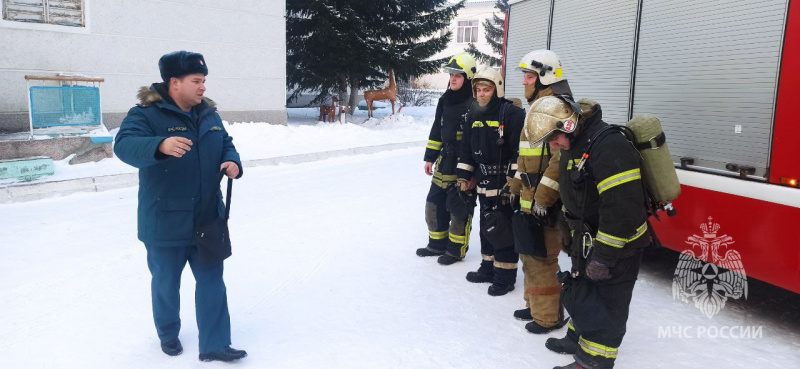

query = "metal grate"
[29, 85, 101, 128]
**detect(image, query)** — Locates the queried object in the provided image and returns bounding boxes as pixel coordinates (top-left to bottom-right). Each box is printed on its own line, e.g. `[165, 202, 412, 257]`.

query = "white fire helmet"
[517, 49, 564, 86]
[471, 66, 504, 98]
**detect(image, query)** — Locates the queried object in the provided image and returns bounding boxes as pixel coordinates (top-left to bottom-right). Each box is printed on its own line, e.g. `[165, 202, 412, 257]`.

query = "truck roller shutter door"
[505, 0, 550, 107]
[632, 0, 788, 179]
[549, 0, 639, 125]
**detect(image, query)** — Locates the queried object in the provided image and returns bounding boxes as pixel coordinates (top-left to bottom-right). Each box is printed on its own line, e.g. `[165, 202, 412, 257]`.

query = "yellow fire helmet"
[527, 95, 579, 146]
[471, 66, 504, 98]
[442, 53, 477, 80]
[517, 49, 564, 86]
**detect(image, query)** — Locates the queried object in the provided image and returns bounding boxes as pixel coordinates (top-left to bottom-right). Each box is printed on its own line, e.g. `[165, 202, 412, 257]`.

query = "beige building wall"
[418, 0, 502, 90]
[0, 0, 287, 132]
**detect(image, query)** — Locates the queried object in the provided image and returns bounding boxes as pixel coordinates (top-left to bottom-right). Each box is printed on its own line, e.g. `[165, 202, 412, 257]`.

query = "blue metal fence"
[29, 85, 101, 128]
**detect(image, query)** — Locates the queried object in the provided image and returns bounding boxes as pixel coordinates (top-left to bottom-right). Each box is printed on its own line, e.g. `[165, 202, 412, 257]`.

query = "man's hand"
[220, 161, 240, 179]
[507, 176, 522, 195]
[424, 162, 434, 176]
[158, 137, 193, 158]
[585, 260, 611, 281]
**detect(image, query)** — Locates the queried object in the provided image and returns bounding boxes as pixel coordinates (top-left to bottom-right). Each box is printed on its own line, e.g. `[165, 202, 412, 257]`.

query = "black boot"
[160, 339, 183, 356]
[466, 260, 494, 283]
[526, 304, 567, 333]
[199, 346, 248, 362]
[546, 335, 578, 355]
[526, 318, 567, 334]
[488, 283, 515, 296]
[513, 307, 532, 321]
[553, 362, 585, 369]
[487, 267, 516, 296]
[437, 254, 461, 265]
[416, 247, 445, 257]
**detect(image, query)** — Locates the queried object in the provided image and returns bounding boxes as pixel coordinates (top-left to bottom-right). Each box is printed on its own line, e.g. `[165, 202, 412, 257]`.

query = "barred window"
[3, 0, 84, 27]
[456, 20, 478, 43]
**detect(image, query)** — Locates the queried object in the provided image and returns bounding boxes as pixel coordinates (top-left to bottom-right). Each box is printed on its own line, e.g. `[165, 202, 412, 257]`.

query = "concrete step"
[0, 134, 112, 165]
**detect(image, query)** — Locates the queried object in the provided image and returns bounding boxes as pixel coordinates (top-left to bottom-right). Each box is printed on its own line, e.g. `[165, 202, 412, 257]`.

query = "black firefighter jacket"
[558, 102, 651, 267]
[457, 97, 525, 196]
[424, 84, 473, 184]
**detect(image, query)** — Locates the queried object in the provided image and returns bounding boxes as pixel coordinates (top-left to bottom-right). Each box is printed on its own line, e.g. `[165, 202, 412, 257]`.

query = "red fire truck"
[502, 0, 800, 294]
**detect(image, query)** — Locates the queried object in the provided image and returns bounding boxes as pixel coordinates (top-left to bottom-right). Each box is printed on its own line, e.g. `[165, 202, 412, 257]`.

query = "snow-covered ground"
[0, 106, 435, 187]
[1, 148, 798, 368]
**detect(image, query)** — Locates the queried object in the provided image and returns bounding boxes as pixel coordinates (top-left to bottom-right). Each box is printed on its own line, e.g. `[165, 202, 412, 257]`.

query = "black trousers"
[563, 249, 643, 369]
[476, 195, 519, 286]
[425, 183, 472, 257]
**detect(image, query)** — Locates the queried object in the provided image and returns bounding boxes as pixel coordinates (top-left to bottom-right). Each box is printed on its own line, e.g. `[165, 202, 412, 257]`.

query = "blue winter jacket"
[114, 84, 243, 247]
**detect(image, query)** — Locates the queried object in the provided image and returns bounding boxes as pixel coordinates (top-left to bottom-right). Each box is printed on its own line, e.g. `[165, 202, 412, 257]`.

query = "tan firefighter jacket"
[508, 83, 570, 213]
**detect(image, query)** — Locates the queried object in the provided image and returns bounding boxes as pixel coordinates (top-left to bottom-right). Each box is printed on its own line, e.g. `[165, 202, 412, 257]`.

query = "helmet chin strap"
[567, 133, 577, 146]
[527, 78, 548, 103]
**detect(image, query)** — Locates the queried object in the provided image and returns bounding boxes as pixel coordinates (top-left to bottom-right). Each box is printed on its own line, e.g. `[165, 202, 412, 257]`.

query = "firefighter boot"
[546, 335, 578, 355]
[416, 247, 445, 257]
[442, 214, 471, 264]
[488, 266, 517, 296]
[514, 307, 533, 321]
[422, 195, 449, 257]
[466, 259, 494, 283]
[553, 362, 585, 369]
[437, 254, 461, 265]
[526, 302, 567, 334]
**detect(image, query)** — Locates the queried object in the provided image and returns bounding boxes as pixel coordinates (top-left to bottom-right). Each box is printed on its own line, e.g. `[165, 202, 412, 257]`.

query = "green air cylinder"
[626, 115, 681, 203]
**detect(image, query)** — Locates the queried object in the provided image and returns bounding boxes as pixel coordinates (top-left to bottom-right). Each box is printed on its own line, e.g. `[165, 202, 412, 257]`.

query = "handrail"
[24, 75, 105, 83]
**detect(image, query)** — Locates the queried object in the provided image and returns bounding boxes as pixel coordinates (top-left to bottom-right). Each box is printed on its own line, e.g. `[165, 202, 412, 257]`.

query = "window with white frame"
[3, 0, 84, 27]
[456, 20, 478, 43]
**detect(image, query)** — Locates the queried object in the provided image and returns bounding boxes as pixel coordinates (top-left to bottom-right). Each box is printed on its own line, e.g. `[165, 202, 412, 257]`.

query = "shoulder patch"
[210, 126, 222, 131]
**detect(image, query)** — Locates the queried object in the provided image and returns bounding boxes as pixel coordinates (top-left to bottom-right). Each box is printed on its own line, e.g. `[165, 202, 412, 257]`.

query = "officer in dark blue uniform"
[114, 51, 247, 363]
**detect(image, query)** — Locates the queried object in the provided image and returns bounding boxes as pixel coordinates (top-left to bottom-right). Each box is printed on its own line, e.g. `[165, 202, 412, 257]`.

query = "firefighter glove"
[585, 260, 611, 281]
[532, 201, 548, 218]
[458, 177, 477, 191]
[500, 183, 516, 205]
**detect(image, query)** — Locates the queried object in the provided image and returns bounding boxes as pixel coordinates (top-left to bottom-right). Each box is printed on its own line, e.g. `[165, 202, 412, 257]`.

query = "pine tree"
[465, 0, 506, 67]
[287, 0, 464, 114]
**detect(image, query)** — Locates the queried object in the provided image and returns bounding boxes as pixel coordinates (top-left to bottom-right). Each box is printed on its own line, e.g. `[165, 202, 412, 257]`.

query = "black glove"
[500, 183, 515, 205]
[585, 260, 612, 281]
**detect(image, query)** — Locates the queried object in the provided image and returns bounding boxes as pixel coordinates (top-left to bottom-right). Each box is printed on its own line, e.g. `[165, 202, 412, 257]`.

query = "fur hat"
[158, 51, 208, 82]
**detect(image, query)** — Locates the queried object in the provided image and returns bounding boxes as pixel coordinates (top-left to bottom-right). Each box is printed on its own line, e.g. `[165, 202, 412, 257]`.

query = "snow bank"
[0, 107, 436, 187]
[226, 112, 430, 159]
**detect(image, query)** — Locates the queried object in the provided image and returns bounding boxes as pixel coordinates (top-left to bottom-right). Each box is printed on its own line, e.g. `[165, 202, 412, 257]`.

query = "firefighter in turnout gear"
[457, 66, 525, 296]
[528, 97, 652, 369]
[508, 50, 572, 333]
[418, 53, 477, 265]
